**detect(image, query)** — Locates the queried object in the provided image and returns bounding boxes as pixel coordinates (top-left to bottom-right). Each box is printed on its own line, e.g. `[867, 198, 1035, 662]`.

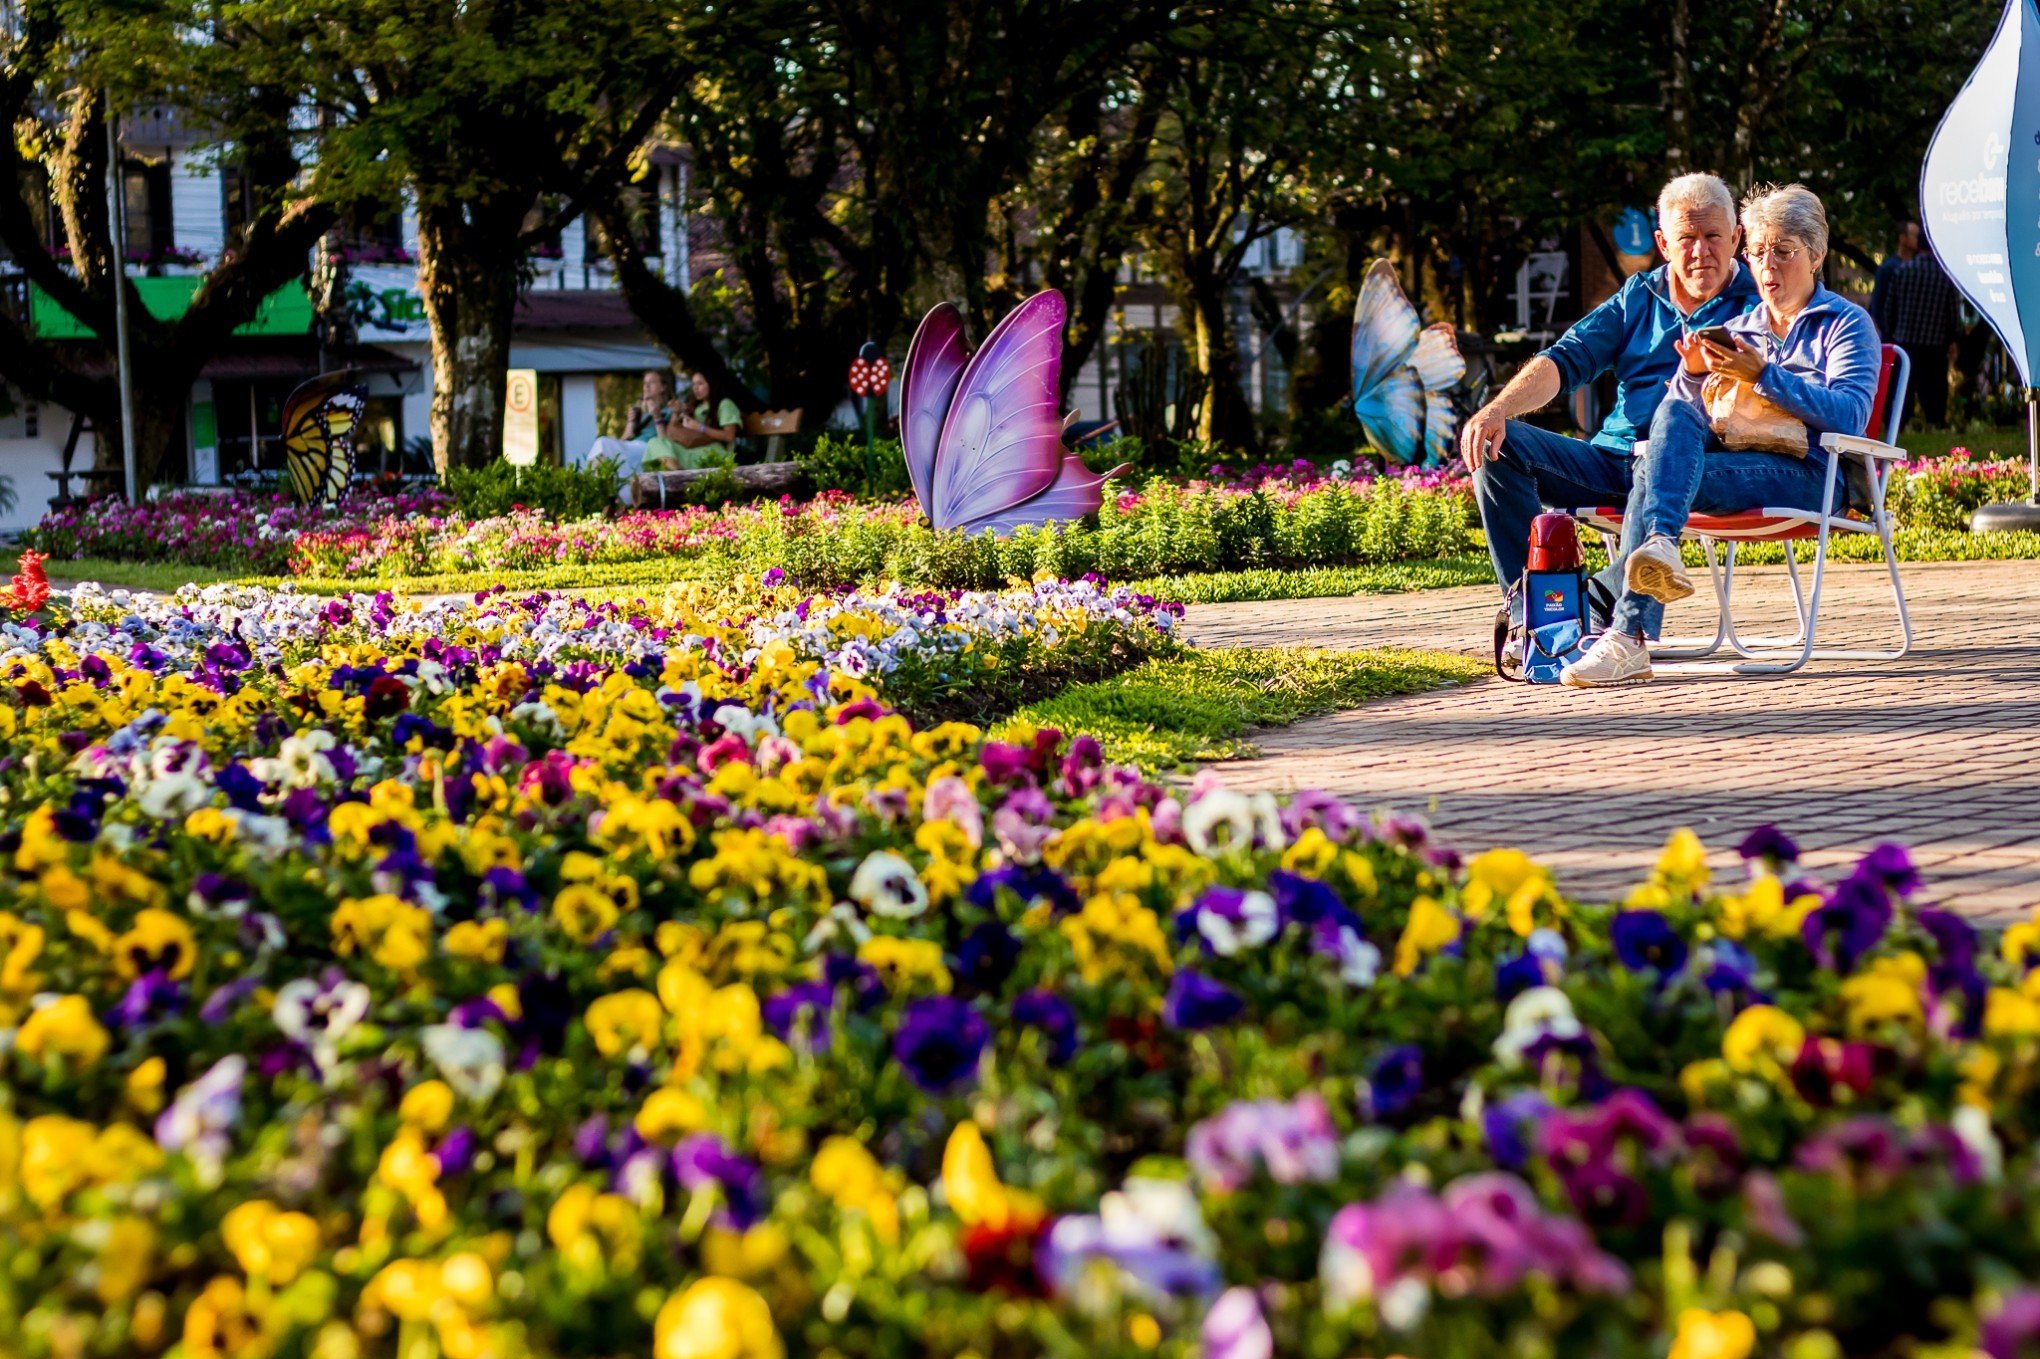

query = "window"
[221, 160, 257, 240]
[522, 198, 564, 260]
[121, 158, 173, 260]
[589, 178, 663, 262]
[337, 203, 408, 264]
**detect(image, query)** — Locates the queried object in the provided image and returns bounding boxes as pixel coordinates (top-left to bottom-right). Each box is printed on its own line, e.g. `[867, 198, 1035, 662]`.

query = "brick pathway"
[1187, 560, 2040, 918]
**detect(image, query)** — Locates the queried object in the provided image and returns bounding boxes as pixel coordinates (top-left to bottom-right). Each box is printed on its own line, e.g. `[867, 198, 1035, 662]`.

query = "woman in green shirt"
[642, 370, 742, 471]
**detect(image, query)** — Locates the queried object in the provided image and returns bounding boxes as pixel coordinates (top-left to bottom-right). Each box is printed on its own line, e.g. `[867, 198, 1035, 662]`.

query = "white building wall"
[560, 374, 598, 460]
[169, 149, 224, 261]
[0, 395, 92, 533]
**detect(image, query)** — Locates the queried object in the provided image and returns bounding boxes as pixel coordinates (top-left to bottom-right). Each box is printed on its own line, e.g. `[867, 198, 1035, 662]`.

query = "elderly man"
[1461, 173, 1759, 623]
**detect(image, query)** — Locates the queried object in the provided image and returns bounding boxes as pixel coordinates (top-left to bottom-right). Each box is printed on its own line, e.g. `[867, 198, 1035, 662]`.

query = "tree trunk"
[1187, 272, 1256, 449]
[415, 201, 521, 474]
[1667, 0, 1692, 176]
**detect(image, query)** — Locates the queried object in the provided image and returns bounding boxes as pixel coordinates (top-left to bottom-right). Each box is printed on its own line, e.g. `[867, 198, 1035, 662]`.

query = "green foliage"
[1127, 557, 1496, 603]
[1885, 460, 2032, 532]
[798, 433, 913, 498]
[443, 459, 622, 521]
[1009, 645, 1487, 768]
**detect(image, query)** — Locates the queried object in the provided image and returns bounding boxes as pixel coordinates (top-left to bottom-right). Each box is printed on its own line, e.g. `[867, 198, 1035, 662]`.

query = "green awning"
[29, 277, 313, 339]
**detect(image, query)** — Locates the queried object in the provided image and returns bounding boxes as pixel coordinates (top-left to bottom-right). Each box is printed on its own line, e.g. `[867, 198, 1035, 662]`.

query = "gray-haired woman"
[1562, 182, 1882, 688]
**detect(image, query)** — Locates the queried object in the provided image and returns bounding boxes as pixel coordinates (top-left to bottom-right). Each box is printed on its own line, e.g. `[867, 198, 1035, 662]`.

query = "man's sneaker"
[1560, 630, 1654, 688]
[1624, 533, 1695, 604]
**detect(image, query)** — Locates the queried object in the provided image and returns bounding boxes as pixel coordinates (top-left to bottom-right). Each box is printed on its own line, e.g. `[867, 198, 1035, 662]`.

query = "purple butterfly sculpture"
[901, 289, 1128, 535]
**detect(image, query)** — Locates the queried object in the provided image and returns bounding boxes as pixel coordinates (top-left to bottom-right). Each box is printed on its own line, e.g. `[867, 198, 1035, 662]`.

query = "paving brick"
[1188, 559, 2040, 916]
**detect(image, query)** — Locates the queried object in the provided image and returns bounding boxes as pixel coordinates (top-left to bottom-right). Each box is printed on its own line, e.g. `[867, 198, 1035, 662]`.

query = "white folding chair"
[1569, 344, 1914, 676]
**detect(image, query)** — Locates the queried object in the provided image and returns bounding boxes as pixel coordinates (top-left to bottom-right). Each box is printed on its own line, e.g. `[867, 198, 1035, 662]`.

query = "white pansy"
[848, 851, 929, 920]
[420, 1024, 507, 1104]
[1492, 986, 1583, 1066]
[1182, 789, 1256, 856]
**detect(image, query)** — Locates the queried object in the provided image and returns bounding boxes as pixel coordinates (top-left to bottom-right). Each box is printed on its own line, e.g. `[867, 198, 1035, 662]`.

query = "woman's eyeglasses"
[1747, 244, 1803, 264]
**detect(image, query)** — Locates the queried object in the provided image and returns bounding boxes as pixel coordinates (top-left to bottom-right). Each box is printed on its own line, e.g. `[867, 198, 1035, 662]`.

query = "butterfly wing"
[1422, 391, 1459, 468]
[1355, 365, 1424, 464]
[901, 303, 970, 520]
[281, 375, 366, 506]
[1350, 259, 1422, 410]
[928, 290, 1065, 530]
[1409, 323, 1465, 394]
[958, 455, 1129, 537]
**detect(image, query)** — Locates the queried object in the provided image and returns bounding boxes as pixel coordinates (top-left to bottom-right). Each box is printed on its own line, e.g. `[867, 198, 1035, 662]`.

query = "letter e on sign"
[505, 369, 539, 466]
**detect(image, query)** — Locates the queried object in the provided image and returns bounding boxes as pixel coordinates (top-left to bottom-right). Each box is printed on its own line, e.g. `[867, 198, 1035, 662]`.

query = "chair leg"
[1648, 537, 1731, 659]
[1726, 540, 1816, 654]
[1734, 529, 1828, 675]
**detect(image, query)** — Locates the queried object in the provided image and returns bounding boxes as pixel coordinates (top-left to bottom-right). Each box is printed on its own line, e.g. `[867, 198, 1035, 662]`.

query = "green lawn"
[1006, 645, 1487, 769]
[1900, 425, 2027, 461]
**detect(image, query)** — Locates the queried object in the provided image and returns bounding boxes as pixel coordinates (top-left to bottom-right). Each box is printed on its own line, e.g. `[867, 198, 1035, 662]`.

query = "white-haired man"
[1461, 173, 1759, 629]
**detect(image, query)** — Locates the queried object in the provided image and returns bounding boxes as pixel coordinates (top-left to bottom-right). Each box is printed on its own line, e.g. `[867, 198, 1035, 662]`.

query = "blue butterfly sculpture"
[1350, 259, 1466, 466]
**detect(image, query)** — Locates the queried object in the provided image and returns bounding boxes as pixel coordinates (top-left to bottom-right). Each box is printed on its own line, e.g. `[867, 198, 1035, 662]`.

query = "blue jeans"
[1471, 419, 1632, 617]
[1471, 404, 1840, 638]
[1608, 399, 1840, 635]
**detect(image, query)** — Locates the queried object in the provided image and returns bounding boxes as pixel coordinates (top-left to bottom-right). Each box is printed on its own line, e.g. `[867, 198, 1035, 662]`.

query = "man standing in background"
[1870, 221, 1919, 339]
[1886, 241, 1964, 428]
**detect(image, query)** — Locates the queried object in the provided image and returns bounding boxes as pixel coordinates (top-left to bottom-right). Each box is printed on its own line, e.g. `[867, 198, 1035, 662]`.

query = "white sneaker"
[1560, 630, 1654, 688]
[1623, 534, 1694, 604]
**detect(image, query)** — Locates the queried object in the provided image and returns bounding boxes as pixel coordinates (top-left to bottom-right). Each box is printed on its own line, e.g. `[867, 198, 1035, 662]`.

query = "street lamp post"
[103, 104, 137, 503]
[846, 341, 892, 494]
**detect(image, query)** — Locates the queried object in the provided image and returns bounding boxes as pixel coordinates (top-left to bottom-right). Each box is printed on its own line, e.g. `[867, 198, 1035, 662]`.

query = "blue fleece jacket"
[1539, 262, 1760, 452]
[1665, 284, 1880, 441]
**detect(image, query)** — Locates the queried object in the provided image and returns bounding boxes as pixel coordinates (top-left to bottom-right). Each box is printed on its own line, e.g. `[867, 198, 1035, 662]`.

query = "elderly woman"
[1561, 183, 1880, 688]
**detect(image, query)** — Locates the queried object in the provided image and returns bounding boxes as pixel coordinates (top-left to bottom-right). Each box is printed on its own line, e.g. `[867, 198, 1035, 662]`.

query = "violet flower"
[892, 996, 989, 1094]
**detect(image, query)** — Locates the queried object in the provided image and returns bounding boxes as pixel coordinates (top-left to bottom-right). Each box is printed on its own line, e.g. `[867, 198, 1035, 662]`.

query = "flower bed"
[3, 572, 2040, 1359]
[1886, 449, 2034, 530]
[26, 468, 1475, 590]
[24, 488, 454, 575]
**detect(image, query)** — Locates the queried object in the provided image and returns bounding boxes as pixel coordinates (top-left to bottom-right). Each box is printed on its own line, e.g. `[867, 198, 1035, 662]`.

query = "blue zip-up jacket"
[1666, 283, 1880, 442]
[1539, 262, 1760, 452]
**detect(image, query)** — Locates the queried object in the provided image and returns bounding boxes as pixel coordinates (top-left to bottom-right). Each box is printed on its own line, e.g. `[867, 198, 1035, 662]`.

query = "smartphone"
[1694, 325, 1738, 347]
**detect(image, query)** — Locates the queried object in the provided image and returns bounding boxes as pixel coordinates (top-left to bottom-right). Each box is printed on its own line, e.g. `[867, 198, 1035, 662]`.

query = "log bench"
[629, 460, 804, 507]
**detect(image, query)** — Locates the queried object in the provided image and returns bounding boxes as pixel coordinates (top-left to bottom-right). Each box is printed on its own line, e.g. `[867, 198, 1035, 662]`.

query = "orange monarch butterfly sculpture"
[280, 373, 368, 506]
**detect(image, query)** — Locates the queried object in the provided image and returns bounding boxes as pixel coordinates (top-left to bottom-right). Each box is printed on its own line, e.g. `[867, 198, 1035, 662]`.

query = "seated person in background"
[580, 370, 677, 479]
[1560, 182, 1880, 688]
[641, 369, 743, 472]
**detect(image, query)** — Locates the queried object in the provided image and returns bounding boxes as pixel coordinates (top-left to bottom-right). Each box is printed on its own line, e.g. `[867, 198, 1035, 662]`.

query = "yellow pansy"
[553, 884, 621, 943]
[942, 1121, 1042, 1231]
[444, 918, 508, 963]
[653, 1278, 784, 1359]
[636, 1087, 709, 1142]
[222, 1199, 322, 1284]
[586, 989, 666, 1060]
[1394, 897, 1460, 976]
[1667, 1308, 1755, 1359]
[400, 1081, 457, 1133]
[1461, 849, 1557, 934]
[1985, 987, 2040, 1039]
[1722, 1005, 1805, 1074]
[1839, 955, 1926, 1033]
[857, 936, 953, 995]
[114, 908, 199, 980]
[17, 994, 110, 1067]
[332, 894, 433, 971]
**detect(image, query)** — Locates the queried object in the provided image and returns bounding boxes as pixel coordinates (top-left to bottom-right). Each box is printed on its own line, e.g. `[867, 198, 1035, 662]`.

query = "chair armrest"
[1818, 432, 1907, 461]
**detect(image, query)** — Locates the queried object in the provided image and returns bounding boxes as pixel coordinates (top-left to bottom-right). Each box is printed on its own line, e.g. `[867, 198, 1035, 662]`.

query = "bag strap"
[1494, 600, 1526, 682]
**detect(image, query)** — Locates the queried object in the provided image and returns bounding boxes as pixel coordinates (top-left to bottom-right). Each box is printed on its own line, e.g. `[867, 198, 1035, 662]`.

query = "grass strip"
[1124, 557, 1494, 604]
[1005, 645, 1487, 770]
[20, 527, 2038, 603]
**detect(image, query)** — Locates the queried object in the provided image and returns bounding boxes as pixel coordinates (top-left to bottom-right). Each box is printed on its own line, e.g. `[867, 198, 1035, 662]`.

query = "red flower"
[364, 675, 412, 719]
[961, 1215, 1049, 1296]
[7, 550, 50, 615]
